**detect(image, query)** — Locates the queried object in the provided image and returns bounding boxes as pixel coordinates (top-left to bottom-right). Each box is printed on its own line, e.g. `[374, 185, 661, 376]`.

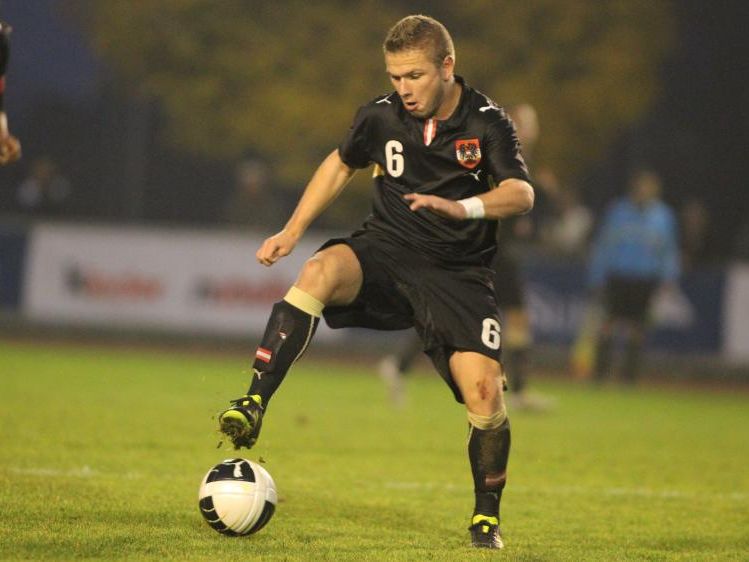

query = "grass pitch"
[1, 340, 747, 561]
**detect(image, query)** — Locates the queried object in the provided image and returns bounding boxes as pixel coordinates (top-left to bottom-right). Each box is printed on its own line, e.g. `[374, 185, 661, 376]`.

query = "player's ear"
[441, 55, 455, 81]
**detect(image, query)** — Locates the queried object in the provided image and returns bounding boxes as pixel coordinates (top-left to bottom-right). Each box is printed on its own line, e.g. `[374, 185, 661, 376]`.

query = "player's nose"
[395, 82, 411, 98]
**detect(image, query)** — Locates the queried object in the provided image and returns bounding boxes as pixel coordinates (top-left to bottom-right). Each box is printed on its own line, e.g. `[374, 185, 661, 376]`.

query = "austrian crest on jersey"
[455, 139, 481, 169]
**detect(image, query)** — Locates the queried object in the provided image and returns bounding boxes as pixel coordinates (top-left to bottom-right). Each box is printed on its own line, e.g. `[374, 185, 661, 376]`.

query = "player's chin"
[411, 109, 433, 119]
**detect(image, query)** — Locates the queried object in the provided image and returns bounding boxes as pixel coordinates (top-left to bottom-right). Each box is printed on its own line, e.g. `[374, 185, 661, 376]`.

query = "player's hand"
[0, 134, 21, 165]
[403, 193, 466, 220]
[256, 229, 300, 267]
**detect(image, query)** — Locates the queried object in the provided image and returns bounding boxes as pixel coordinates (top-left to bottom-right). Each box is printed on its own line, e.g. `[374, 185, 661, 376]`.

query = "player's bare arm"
[404, 178, 534, 221]
[256, 149, 356, 266]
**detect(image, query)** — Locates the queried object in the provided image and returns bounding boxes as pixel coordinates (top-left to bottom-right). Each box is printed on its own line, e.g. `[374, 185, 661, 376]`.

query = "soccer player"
[218, 15, 534, 549]
[0, 21, 21, 166]
[587, 169, 680, 383]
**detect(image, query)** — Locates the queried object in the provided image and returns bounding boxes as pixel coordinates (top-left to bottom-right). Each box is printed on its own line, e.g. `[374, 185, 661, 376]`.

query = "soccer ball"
[198, 458, 277, 536]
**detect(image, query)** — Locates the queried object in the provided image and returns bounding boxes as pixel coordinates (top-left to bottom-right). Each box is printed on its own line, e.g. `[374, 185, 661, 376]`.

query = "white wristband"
[458, 196, 485, 219]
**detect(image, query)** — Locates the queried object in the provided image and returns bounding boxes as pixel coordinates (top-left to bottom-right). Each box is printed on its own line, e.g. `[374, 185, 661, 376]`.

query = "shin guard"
[468, 413, 511, 519]
[248, 298, 319, 406]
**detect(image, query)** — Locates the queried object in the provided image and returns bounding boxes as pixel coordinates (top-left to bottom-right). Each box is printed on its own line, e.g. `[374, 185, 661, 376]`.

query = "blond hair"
[383, 15, 455, 66]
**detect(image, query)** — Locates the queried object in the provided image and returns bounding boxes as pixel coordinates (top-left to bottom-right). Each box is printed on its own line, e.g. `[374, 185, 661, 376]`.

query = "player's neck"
[433, 78, 462, 121]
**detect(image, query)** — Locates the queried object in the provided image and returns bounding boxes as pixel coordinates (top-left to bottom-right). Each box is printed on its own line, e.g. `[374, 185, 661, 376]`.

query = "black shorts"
[604, 276, 658, 322]
[319, 231, 502, 403]
[491, 251, 525, 309]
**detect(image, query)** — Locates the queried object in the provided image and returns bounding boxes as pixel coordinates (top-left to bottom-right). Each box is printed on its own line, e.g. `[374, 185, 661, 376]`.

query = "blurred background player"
[585, 169, 680, 383]
[537, 171, 592, 258]
[15, 156, 72, 216]
[380, 103, 554, 411]
[0, 20, 20, 166]
[223, 157, 287, 229]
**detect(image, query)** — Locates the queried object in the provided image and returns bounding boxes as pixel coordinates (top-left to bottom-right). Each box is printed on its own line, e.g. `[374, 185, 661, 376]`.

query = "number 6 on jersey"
[385, 140, 404, 177]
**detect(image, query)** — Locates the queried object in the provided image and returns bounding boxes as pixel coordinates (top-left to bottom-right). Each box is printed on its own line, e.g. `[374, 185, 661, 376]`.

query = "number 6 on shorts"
[481, 318, 501, 350]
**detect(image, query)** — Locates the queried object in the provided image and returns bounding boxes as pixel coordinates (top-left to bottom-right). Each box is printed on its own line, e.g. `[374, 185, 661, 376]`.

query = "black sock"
[468, 418, 511, 519]
[247, 299, 319, 407]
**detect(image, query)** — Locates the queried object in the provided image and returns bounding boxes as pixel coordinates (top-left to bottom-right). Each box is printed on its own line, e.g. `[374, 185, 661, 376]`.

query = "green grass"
[1, 341, 747, 561]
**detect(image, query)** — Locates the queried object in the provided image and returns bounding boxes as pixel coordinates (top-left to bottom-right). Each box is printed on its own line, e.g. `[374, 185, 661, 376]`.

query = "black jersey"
[338, 76, 529, 266]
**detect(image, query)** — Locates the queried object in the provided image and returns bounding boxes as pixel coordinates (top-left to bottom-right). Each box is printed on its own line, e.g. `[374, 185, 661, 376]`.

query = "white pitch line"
[383, 481, 748, 502]
[7, 466, 142, 480]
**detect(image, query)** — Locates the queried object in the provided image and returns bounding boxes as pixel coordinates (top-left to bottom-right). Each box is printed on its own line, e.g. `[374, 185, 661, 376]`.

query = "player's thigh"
[295, 243, 363, 306]
[449, 351, 504, 415]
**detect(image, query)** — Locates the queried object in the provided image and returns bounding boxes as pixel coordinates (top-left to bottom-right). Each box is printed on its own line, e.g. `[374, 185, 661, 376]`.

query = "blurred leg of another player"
[379, 280, 556, 412]
[378, 332, 422, 407]
[593, 277, 656, 384]
[493, 254, 554, 412]
[570, 296, 602, 380]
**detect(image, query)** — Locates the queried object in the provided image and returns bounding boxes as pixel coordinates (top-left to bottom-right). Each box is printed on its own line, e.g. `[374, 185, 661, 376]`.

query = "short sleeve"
[338, 105, 373, 169]
[483, 110, 530, 183]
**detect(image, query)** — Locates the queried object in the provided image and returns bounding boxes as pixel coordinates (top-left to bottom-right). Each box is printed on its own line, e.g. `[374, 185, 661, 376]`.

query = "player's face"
[385, 48, 454, 119]
[630, 172, 661, 205]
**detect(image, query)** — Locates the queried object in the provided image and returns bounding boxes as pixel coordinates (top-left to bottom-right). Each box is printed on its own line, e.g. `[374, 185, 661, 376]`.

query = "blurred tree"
[70, 0, 672, 204]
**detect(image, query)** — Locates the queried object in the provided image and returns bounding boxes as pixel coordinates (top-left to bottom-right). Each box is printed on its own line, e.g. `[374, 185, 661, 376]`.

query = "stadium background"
[1, 2, 747, 560]
[1, 0, 748, 371]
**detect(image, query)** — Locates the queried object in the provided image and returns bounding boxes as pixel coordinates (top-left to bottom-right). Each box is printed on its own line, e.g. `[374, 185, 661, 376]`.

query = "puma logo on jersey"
[468, 169, 482, 182]
[376, 94, 394, 104]
[479, 97, 500, 113]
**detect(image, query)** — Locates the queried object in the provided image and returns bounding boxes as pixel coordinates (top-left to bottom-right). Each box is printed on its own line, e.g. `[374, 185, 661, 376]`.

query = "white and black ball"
[198, 458, 277, 536]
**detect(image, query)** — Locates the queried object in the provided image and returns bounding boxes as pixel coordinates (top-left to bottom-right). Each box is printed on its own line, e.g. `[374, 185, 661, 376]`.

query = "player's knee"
[297, 255, 338, 296]
[299, 255, 326, 282]
[462, 369, 503, 412]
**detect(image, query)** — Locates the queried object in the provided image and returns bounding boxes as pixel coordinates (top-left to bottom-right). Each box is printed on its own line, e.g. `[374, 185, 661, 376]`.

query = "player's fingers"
[259, 253, 277, 267]
[408, 196, 435, 211]
[260, 241, 293, 267]
[256, 241, 277, 265]
[262, 254, 279, 266]
[404, 193, 423, 207]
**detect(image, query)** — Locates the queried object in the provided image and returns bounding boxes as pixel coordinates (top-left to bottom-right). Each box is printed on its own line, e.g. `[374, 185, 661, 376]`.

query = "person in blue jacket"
[588, 169, 680, 383]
